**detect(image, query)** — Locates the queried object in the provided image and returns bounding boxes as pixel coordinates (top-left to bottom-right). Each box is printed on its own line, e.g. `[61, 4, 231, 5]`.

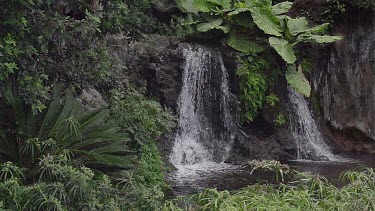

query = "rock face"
[312, 7, 375, 153]
[136, 35, 184, 111]
[228, 76, 297, 163]
[138, 36, 297, 162]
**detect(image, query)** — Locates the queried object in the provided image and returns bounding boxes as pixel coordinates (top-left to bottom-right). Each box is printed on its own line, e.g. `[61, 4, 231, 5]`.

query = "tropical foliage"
[0, 85, 135, 169]
[174, 0, 342, 64]
[1, 0, 370, 210]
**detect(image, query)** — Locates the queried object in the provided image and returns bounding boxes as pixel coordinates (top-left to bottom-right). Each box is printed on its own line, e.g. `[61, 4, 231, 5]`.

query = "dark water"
[167, 153, 375, 196]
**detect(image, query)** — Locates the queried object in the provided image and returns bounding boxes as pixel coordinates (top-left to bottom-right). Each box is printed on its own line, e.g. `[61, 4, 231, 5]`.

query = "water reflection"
[167, 154, 375, 196]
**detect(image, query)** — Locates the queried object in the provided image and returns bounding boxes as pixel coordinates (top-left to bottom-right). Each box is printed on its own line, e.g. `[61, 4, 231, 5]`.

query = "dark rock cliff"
[312, 7, 375, 153]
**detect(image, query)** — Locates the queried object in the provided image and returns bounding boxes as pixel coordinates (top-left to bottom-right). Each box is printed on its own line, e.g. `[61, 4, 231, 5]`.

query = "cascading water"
[287, 86, 339, 161]
[170, 45, 236, 168]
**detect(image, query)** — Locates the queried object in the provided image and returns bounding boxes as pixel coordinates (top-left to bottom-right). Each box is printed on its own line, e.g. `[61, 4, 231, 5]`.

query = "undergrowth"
[163, 161, 375, 211]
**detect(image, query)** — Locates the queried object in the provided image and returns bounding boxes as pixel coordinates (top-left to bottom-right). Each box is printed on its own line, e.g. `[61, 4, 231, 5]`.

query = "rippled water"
[167, 154, 375, 196]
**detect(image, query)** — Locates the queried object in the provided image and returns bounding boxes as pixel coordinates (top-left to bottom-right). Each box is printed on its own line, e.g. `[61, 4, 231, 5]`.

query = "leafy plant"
[286, 64, 311, 97]
[109, 88, 176, 144]
[274, 113, 286, 126]
[265, 93, 279, 107]
[249, 160, 291, 182]
[236, 57, 269, 122]
[0, 153, 128, 210]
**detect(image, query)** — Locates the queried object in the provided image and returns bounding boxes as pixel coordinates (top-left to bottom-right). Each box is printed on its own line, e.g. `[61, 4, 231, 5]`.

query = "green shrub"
[120, 143, 167, 211]
[0, 154, 127, 210]
[236, 57, 269, 122]
[109, 88, 176, 144]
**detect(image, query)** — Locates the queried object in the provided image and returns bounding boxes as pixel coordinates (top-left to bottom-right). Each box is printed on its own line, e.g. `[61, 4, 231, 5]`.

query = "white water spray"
[169, 45, 235, 168]
[288, 86, 339, 161]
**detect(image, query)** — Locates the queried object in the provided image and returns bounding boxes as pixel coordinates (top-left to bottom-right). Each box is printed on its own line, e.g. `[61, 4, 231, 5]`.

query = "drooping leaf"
[227, 33, 264, 53]
[269, 37, 296, 64]
[286, 65, 311, 97]
[227, 8, 251, 16]
[196, 16, 223, 32]
[233, 11, 254, 28]
[271, 1, 293, 15]
[250, 6, 283, 37]
[216, 25, 230, 33]
[297, 34, 343, 44]
[77, 109, 108, 132]
[303, 23, 330, 34]
[287, 17, 309, 36]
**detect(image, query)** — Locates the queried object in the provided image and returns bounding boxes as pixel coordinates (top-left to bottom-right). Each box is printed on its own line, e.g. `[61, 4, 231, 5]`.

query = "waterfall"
[287, 86, 338, 161]
[170, 45, 235, 168]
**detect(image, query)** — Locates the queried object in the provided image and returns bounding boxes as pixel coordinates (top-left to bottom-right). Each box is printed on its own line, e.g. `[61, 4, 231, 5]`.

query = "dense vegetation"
[0, 0, 373, 210]
[0, 0, 175, 210]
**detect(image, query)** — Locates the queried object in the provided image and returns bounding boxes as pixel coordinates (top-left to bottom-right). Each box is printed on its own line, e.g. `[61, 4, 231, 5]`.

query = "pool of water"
[167, 153, 375, 196]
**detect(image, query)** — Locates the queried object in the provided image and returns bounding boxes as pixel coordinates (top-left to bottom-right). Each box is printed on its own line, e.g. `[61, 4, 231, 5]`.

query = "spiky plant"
[0, 84, 135, 169]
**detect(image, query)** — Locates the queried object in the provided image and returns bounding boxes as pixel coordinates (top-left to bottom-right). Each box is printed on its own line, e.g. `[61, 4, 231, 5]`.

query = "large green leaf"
[250, 6, 283, 37]
[286, 66, 311, 97]
[175, 0, 198, 14]
[196, 16, 223, 32]
[287, 17, 309, 36]
[233, 11, 254, 28]
[271, 1, 293, 15]
[269, 37, 296, 64]
[297, 34, 343, 44]
[227, 33, 264, 53]
[192, 0, 213, 12]
[288, 18, 330, 36]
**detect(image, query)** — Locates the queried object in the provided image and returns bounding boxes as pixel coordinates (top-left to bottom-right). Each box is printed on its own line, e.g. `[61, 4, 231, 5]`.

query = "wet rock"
[227, 73, 297, 163]
[135, 35, 184, 111]
[312, 7, 375, 152]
